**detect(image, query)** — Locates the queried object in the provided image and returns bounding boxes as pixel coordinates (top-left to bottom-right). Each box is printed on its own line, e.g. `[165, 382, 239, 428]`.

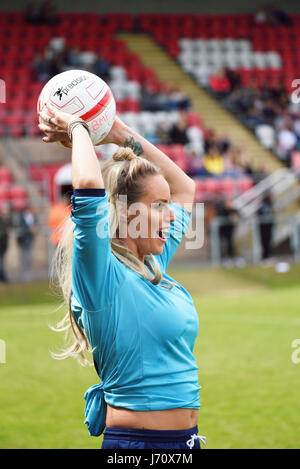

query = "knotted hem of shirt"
[84, 382, 107, 437]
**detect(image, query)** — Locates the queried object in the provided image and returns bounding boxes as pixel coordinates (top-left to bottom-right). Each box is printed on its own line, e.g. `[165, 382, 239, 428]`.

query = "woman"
[39, 104, 205, 450]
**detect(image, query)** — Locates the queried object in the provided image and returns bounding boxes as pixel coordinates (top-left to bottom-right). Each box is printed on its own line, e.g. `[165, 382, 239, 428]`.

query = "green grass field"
[1, 264, 300, 449]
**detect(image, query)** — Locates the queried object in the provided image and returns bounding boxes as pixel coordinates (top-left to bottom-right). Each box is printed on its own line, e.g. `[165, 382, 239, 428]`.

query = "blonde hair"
[50, 147, 175, 365]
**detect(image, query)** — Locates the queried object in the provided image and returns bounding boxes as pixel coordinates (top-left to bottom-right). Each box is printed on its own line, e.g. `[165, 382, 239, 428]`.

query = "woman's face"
[124, 174, 176, 262]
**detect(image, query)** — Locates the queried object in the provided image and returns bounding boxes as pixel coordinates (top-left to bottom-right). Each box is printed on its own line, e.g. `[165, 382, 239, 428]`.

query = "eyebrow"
[153, 199, 170, 203]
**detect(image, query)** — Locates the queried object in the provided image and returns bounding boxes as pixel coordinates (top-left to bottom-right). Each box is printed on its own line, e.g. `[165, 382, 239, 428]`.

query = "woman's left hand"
[38, 103, 75, 143]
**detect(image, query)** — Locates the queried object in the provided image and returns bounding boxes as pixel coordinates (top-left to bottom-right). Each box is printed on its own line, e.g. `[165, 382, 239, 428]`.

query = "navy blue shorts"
[101, 425, 204, 450]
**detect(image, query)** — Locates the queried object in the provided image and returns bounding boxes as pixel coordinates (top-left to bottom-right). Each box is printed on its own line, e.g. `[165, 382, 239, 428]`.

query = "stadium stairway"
[119, 34, 282, 174]
[120, 34, 300, 258]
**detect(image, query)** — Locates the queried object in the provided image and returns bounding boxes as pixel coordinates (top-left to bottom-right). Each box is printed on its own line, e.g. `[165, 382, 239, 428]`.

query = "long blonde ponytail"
[50, 147, 175, 364]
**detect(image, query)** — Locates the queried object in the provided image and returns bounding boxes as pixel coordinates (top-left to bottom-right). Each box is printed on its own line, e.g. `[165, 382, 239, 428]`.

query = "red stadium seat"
[291, 151, 300, 171]
[11, 197, 27, 211]
[123, 98, 140, 113]
[186, 112, 203, 129]
[219, 178, 236, 196]
[202, 178, 220, 198]
[26, 125, 40, 137]
[237, 177, 253, 193]
[7, 124, 24, 137]
[0, 167, 12, 184]
[115, 101, 126, 113]
[0, 184, 10, 203]
[10, 185, 27, 199]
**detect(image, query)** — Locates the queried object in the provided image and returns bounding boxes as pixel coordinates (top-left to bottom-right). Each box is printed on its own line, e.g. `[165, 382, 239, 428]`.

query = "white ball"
[37, 69, 116, 148]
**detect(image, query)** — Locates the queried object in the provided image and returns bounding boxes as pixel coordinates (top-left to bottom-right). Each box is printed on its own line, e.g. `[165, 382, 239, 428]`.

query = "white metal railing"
[232, 168, 297, 218]
[210, 212, 300, 265]
[231, 169, 299, 250]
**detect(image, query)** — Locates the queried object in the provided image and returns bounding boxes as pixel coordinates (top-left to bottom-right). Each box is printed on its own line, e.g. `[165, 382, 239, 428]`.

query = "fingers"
[45, 102, 59, 116]
[39, 111, 57, 127]
[39, 103, 61, 127]
[39, 102, 74, 135]
[42, 136, 52, 143]
[38, 122, 66, 134]
[42, 133, 62, 143]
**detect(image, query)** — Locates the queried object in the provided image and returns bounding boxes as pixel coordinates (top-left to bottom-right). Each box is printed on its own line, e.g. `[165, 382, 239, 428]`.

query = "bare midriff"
[106, 404, 199, 430]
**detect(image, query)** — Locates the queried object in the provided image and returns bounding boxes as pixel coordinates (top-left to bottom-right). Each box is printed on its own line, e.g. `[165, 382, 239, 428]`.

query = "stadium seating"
[194, 176, 253, 202]
[0, 165, 27, 210]
[0, 11, 270, 203]
[136, 13, 300, 91]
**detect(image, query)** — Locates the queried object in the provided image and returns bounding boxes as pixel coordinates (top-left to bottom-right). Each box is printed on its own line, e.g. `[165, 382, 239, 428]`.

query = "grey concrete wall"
[1, 0, 300, 14]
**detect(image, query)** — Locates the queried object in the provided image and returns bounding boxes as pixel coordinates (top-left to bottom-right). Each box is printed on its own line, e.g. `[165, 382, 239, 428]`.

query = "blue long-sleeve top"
[70, 188, 201, 436]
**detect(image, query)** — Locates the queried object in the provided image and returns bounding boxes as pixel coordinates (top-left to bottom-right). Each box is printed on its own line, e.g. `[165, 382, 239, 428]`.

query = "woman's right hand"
[38, 103, 77, 143]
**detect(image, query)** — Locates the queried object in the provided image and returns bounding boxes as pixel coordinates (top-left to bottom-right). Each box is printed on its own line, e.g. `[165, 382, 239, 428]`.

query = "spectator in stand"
[224, 78, 298, 167]
[32, 51, 56, 83]
[230, 146, 256, 178]
[25, 0, 60, 25]
[215, 198, 240, 264]
[258, 192, 275, 263]
[223, 147, 245, 178]
[276, 124, 297, 165]
[254, 4, 291, 26]
[217, 134, 232, 155]
[47, 193, 71, 247]
[254, 5, 270, 25]
[156, 121, 171, 145]
[209, 68, 231, 99]
[65, 47, 81, 69]
[225, 78, 258, 114]
[244, 106, 266, 130]
[24, 2, 40, 24]
[32, 38, 73, 81]
[16, 204, 38, 282]
[93, 54, 110, 82]
[140, 87, 162, 112]
[39, 0, 60, 25]
[78, 51, 97, 71]
[169, 112, 189, 145]
[46, 37, 67, 62]
[292, 113, 300, 146]
[224, 68, 241, 92]
[268, 5, 292, 26]
[167, 87, 190, 111]
[186, 151, 204, 178]
[204, 128, 218, 153]
[200, 144, 225, 177]
[0, 203, 11, 283]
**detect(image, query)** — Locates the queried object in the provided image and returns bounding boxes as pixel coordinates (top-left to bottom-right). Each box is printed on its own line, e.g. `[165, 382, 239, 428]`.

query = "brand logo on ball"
[54, 87, 63, 100]
[91, 110, 110, 131]
[53, 75, 89, 100]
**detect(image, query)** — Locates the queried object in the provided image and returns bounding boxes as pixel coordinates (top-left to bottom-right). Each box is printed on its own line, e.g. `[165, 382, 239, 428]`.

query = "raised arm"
[39, 103, 104, 190]
[39, 105, 126, 312]
[39, 107, 195, 209]
[103, 118, 195, 212]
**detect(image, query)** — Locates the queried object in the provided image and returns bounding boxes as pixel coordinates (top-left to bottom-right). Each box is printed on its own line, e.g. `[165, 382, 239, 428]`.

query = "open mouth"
[157, 229, 167, 242]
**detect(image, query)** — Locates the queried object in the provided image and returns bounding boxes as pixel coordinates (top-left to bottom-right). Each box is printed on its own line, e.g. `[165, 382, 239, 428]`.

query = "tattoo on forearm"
[124, 137, 144, 156]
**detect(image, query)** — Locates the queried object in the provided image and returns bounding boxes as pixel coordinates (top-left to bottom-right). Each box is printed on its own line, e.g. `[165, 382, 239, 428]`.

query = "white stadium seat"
[255, 124, 276, 149]
[110, 66, 127, 81]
